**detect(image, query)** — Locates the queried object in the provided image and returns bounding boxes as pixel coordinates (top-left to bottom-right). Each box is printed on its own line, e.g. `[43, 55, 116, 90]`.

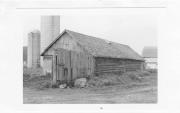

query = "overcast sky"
[22, 14, 157, 55]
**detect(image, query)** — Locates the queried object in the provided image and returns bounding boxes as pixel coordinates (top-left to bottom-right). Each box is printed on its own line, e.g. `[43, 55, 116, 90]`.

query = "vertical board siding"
[52, 55, 57, 85]
[44, 33, 83, 56]
[70, 50, 94, 79]
[54, 49, 94, 82]
[44, 33, 94, 83]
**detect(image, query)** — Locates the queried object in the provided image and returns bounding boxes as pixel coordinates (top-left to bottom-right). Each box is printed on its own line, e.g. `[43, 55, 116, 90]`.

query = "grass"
[23, 81, 157, 103]
[23, 68, 51, 90]
[86, 70, 151, 87]
[23, 69, 157, 104]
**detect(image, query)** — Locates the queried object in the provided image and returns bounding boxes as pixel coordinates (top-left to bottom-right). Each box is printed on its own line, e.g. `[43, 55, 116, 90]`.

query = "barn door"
[54, 49, 90, 84]
[55, 49, 71, 83]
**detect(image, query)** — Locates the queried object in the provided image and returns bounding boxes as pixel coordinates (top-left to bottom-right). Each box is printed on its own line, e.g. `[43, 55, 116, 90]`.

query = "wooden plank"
[97, 68, 123, 71]
[62, 50, 66, 81]
[52, 55, 57, 86]
[95, 69, 124, 74]
[55, 48, 95, 81]
[78, 53, 80, 77]
[57, 53, 63, 81]
[97, 68, 124, 71]
[66, 50, 70, 82]
[97, 63, 123, 66]
[97, 65, 124, 69]
[72, 51, 77, 79]
[56, 56, 59, 80]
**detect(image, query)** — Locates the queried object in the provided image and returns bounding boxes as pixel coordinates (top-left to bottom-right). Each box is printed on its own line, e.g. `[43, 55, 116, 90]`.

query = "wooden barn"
[41, 29, 144, 85]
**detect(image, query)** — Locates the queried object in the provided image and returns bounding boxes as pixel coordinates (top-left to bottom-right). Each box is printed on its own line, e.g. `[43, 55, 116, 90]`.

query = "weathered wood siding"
[123, 59, 144, 71]
[44, 33, 95, 83]
[70, 50, 94, 79]
[95, 57, 144, 75]
[44, 33, 83, 56]
[43, 56, 53, 74]
[55, 49, 70, 82]
[54, 49, 94, 82]
[43, 33, 86, 76]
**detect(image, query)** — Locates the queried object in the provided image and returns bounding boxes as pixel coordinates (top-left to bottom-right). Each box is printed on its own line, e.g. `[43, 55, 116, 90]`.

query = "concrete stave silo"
[40, 16, 60, 73]
[27, 30, 41, 68]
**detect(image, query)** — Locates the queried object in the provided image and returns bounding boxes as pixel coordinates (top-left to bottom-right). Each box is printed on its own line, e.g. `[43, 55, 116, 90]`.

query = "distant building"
[142, 46, 157, 69]
[27, 30, 41, 68]
[23, 46, 27, 67]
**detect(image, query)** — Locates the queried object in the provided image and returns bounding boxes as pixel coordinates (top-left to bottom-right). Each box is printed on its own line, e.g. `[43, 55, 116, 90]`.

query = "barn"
[41, 29, 144, 85]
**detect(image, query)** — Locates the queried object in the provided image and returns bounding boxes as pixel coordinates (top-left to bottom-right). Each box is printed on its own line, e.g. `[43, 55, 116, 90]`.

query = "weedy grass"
[87, 71, 151, 87]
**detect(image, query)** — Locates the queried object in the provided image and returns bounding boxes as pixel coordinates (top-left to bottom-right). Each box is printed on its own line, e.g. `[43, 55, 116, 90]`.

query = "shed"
[142, 46, 157, 69]
[41, 29, 144, 85]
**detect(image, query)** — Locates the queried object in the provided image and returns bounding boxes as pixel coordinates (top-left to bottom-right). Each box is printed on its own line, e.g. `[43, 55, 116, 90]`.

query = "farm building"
[27, 30, 41, 68]
[142, 46, 157, 69]
[41, 29, 144, 85]
[23, 46, 27, 67]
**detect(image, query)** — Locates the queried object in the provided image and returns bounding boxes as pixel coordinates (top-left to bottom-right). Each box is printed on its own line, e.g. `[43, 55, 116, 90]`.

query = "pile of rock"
[57, 78, 87, 89]
[59, 84, 67, 89]
[74, 78, 87, 88]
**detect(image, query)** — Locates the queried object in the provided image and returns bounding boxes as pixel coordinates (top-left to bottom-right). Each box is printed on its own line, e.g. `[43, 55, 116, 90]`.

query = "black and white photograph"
[1, 0, 180, 113]
[23, 14, 158, 104]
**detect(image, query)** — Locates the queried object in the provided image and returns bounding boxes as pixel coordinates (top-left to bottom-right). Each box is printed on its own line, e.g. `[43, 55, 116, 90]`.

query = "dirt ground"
[23, 74, 157, 104]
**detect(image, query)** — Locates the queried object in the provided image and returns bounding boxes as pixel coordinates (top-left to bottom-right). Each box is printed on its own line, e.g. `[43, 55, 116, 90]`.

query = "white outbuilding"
[142, 46, 157, 69]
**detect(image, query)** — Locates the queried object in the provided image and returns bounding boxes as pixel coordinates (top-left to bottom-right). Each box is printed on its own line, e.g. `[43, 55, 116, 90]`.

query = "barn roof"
[142, 46, 157, 58]
[41, 29, 144, 61]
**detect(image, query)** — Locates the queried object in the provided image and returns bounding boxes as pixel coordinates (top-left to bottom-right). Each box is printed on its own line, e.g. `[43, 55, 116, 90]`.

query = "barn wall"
[123, 59, 144, 72]
[43, 56, 53, 74]
[44, 32, 95, 83]
[43, 33, 84, 74]
[95, 57, 144, 75]
[44, 33, 83, 56]
[55, 49, 95, 82]
[70, 51, 95, 79]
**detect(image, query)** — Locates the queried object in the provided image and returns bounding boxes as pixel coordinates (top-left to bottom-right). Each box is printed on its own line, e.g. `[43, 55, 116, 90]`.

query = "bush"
[51, 84, 59, 88]
[36, 81, 51, 90]
[87, 74, 123, 87]
[23, 73, 51, 89]
[119, 72, 139, 83]
[23, 74, 31, 81]
[23, 67, 44, 76]
[125, 72, 142, 82]
[87, 71, 151, 87]
[136, 70, 151, 77]
[122, 70, 151, 82]
[146, 69, 157, 73]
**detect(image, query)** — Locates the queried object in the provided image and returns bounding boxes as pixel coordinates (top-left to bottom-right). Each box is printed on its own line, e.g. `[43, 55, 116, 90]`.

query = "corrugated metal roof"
[142, 46, 157, 58]
[41, 29, 144, 61]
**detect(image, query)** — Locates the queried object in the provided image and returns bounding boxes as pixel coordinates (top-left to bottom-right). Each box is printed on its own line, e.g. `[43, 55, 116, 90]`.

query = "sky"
[22, 14, 157, 55]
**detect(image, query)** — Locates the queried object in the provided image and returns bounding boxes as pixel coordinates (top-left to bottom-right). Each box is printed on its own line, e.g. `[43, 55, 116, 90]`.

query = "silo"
[40, 16, 60, 73]
[27, 30, 40, 68]
[23, 46, 28, 67]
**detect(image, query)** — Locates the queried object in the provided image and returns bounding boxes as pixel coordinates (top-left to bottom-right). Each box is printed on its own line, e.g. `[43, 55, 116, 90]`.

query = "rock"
[59, 83, 67, 89]
[74, 78, 87, 88]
